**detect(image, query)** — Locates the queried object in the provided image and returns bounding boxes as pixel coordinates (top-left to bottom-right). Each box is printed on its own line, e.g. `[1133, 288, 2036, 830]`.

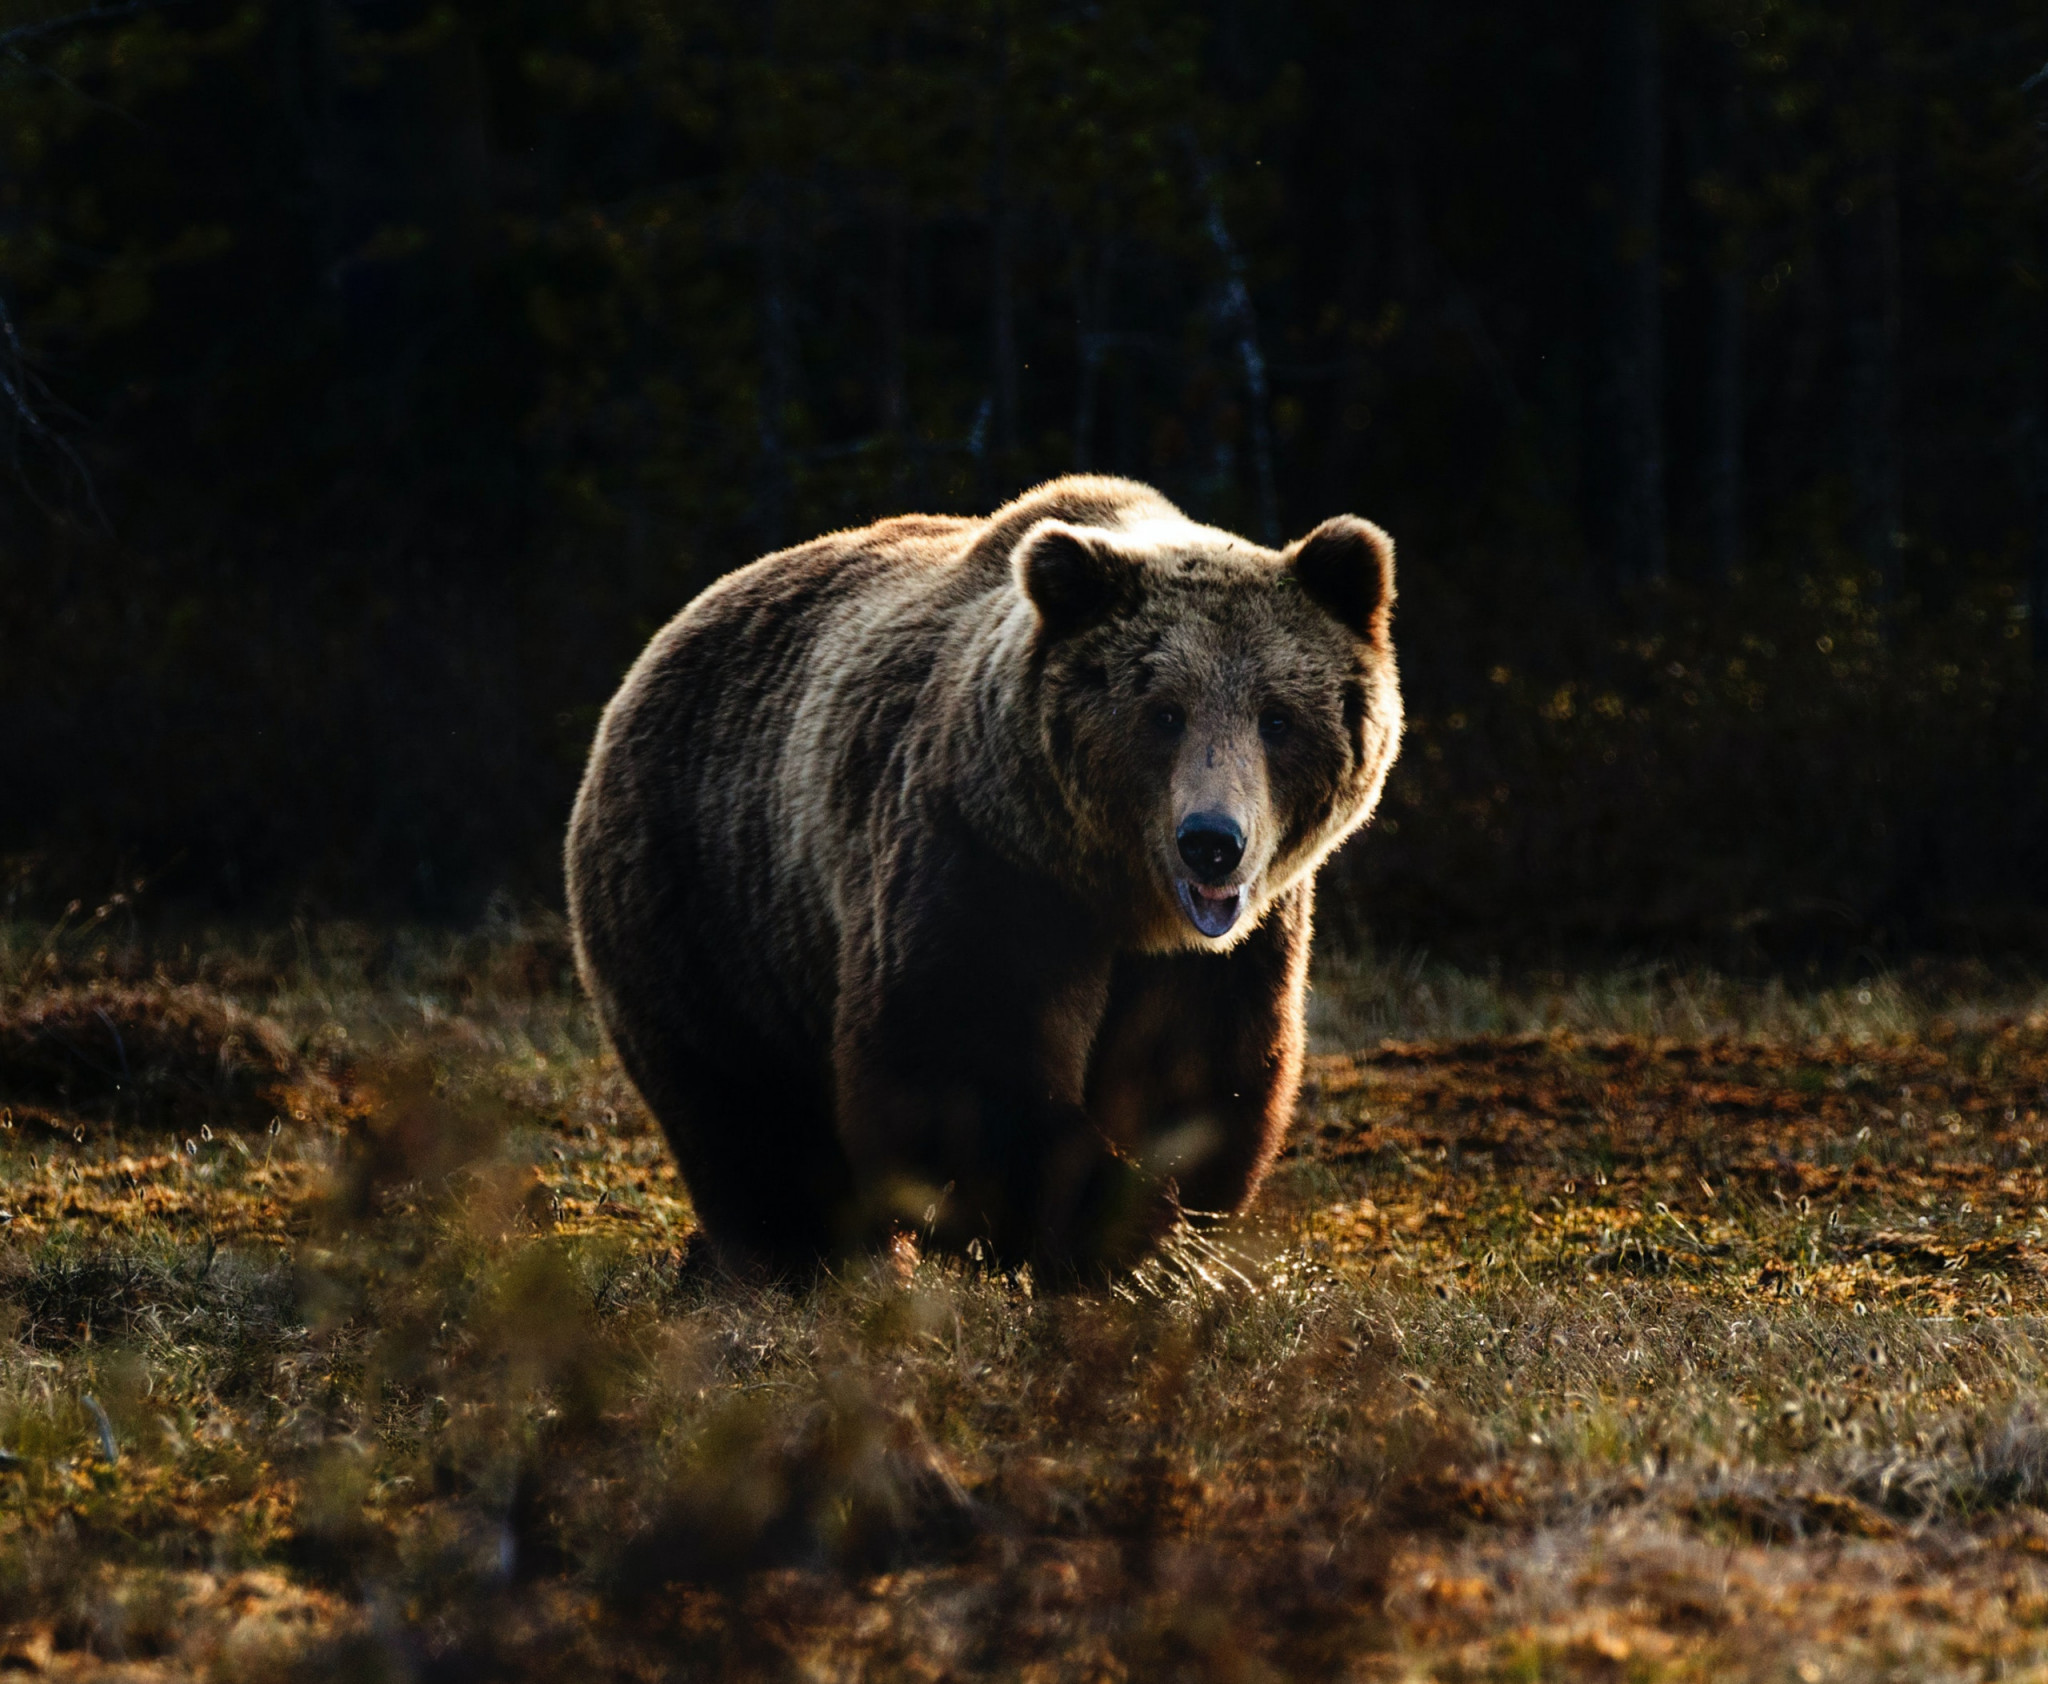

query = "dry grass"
[2, 919, 2048, 1679]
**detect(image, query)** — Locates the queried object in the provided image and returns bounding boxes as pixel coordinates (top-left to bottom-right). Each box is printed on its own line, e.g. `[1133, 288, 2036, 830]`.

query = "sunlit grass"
[1308, 943, 2048, 1047]
[3, 923, 2048, 1676]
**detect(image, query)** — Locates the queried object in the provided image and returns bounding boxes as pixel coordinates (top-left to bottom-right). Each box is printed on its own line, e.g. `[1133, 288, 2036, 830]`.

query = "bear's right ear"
[1015, 519, 1135, 639]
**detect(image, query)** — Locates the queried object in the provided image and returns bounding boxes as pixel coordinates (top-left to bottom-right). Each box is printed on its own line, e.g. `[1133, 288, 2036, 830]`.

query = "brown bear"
[565, 475, 1401, 1275]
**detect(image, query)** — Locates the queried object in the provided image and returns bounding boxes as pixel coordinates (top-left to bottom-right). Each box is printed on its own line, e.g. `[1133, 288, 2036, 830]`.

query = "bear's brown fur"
[565, 476, 1401, 1274]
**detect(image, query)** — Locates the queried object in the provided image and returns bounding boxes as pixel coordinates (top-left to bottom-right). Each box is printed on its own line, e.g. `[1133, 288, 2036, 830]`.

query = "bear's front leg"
[1085, 882, 1313, 1220]
[831, 827, 1130, 1268]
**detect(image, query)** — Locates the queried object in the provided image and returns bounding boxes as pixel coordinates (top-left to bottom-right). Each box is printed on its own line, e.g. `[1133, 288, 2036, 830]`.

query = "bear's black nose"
[1176, 813, 1244, 884]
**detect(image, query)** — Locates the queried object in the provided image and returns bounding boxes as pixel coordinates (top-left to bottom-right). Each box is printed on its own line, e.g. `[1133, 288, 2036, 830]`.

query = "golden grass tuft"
[0, 984, 337, 1135]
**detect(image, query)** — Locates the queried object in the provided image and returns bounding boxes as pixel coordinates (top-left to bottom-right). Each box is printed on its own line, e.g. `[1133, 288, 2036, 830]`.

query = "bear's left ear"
[1283, 515, 1395, 644]
[1015, 519, 1137, 639]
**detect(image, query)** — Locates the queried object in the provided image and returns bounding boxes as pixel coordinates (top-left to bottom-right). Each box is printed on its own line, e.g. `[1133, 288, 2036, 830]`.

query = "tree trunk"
[990, 198, 1017, 459]
[756, 174, 794, 553]
[1194, 154, 1280, 545]
[1585, 0, 1666, 593]
[878, 188, 908, 442]
[1072, 238, 1110, 473]
[1316, 1, 1380, 516]
[2023, 66, 2048, 692]
[987, 7, 1018, 473]
[1386, 0, 1425, 306]
[1702, 268, 1744, 584]
[2034, 426, 2048, 679]
[2024, 407, 2048, 682]
[1701, 39, 1744, 584]
[1842, 158, 1903, 603]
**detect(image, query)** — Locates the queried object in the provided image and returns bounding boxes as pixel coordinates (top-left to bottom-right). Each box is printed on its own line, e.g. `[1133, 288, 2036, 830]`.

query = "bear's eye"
[1152, 703, 1186, 738]
[1258, 706, 1292, 742]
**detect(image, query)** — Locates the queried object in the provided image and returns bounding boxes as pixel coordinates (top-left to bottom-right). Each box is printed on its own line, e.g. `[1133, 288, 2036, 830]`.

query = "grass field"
[5, 917, 2048, 1680]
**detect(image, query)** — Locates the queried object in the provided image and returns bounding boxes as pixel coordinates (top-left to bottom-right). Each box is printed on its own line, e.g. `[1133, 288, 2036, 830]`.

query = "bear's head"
[1014, 511, 1402, 949]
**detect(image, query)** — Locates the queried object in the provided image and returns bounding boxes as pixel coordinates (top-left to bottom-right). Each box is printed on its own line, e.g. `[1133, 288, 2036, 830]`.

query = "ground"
[4, 916, 2048, 1681]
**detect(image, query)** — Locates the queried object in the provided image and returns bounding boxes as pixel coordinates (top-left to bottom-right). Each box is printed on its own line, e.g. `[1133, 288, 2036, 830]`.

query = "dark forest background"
[2, 0, 2045, 961]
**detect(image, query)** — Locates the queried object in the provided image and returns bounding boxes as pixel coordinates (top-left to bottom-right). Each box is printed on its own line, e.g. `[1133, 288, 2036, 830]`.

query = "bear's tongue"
[1176, 880, 1244, 939]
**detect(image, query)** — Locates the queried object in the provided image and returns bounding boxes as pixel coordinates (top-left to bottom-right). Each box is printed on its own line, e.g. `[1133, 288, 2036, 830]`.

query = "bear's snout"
[1174, 812, 1249, 939]
[1176, 812, 1245, 884]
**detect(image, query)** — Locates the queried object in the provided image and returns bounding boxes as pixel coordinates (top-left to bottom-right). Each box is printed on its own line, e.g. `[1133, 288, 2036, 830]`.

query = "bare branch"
[0, 0, 166, 55]
[0, 290, 106, 528]
[0, 2, 173, 526]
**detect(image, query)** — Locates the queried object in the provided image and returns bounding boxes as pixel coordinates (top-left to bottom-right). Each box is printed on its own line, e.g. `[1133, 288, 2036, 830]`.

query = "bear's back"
[567, 508, 1000, 1057]
[567, 477, 1183, 1064]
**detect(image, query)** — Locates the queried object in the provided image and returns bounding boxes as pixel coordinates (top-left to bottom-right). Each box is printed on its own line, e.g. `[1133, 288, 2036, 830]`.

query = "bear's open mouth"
[1175, 880, 1244, 939]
